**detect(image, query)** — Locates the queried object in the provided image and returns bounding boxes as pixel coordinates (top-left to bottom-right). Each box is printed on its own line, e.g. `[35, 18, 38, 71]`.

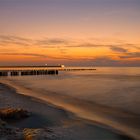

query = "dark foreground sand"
[0, 83, 135, 140]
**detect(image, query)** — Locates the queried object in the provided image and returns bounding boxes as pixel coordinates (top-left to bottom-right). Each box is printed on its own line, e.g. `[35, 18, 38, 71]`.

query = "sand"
[0, 82, 135, 140]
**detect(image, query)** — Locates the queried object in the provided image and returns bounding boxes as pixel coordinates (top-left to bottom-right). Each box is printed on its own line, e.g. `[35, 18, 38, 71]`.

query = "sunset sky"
[0, 0, 140, 66]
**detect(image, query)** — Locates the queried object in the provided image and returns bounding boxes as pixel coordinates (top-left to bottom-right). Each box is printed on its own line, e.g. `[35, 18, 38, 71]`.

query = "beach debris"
[23, 128, 55, 140]
[0, 108, 30, 120]
[0, 108, 57, 140]
[0, 127, 57, 140]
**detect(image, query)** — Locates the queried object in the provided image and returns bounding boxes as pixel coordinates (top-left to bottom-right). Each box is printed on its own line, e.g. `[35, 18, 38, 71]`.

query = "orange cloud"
[0, 35, 140, 66]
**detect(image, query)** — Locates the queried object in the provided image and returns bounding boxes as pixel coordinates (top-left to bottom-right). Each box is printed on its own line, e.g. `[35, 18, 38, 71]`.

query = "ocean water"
[6, 67, 140, 114]
[1, 67, 140, 138]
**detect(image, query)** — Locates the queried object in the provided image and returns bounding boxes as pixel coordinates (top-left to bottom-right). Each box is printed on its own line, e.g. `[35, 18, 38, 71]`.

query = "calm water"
[6, 67, 140, 114]
[2, 67, 140, 139]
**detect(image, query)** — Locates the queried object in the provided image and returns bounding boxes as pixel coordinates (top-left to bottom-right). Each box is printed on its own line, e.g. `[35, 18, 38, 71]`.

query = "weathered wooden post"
[0, 71, 8, 76]
[56, 70, 58, 75]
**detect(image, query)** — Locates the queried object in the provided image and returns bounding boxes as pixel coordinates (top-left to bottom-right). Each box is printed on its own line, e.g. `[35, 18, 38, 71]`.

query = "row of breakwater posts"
[0, 70, 58, 76]
[0, 66, 96, 77]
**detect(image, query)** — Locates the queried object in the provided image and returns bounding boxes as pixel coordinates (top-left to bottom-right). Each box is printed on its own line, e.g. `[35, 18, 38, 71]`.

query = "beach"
[0, 81, 135, 140]
[0, 67, 140, 140]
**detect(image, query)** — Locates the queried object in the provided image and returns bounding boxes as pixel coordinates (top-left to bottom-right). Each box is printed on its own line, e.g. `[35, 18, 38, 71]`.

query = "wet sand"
[0, 82, 136, 140]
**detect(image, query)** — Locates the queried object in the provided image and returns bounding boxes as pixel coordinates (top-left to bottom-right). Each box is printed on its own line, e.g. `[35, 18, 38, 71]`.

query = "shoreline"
[0, 80, 137, 140]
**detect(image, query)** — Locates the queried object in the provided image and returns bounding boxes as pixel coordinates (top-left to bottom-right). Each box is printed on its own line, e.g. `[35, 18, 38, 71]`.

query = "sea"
[1, 67, 140, 139]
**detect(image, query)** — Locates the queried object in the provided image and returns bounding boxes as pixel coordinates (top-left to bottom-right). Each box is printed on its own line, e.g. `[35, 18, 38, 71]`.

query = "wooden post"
[56, 70, 58, 75]
[0, 71, 8, 76]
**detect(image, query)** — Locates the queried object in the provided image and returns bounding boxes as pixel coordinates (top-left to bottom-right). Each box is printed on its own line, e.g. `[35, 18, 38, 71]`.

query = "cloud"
[87, 56, 120, 66]
[59, 56, 124, 66]
[35, 38, 69, 47]
[0, 35, 70, 48]
[0, 35, 32, 46]
[0, 35, 140, 61]
[0, 35, 139, 50]
[0, 52, 75, 60]
[0, 53, 47, 58]
[41, 38, 68, 44]
[110, 45, 128, 53]
[119, 52, 140, 59]
[66, 43, 103, 48]
[74, 56, 140, 66]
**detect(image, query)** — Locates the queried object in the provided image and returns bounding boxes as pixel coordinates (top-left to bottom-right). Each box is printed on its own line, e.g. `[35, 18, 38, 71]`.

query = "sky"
[0, 0, 140, 66]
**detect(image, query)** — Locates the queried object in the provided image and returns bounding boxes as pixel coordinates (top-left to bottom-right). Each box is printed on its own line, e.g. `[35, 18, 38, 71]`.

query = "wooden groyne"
[0, 70, 58, 76]
[0, 66, 96, 77]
